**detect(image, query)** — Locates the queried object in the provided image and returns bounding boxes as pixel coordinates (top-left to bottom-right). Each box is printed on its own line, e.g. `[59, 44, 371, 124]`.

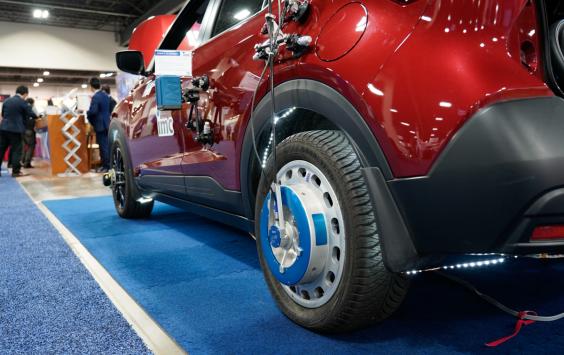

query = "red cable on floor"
[485, 311, 536, 347]
[437, 271, 564, 347]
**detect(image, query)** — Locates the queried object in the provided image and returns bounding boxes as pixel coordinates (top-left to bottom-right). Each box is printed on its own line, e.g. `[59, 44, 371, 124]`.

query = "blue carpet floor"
[43, 195, 564, 354]
[0, 176, 149, 354]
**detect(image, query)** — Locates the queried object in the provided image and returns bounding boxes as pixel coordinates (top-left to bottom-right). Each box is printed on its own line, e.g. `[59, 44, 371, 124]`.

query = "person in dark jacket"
[86, 78, 111, 173]
[22, 97, 39, 168]
[102, 85, 117, 114]
[0, 86, 37, 177]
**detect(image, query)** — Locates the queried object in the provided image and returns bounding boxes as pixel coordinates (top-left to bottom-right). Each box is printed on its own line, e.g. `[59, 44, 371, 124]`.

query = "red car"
[106, 0, 564, 331]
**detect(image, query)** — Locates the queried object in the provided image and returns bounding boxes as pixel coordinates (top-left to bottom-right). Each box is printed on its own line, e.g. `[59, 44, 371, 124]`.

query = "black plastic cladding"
[390, 96, 564, 255]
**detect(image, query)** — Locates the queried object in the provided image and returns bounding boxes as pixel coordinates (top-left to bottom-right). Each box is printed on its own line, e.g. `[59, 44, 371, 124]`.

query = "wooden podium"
[47, 113, 89, 175]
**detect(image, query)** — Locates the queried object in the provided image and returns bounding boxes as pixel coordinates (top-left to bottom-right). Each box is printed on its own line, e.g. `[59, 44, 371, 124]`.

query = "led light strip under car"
[404, 257, 508, 275]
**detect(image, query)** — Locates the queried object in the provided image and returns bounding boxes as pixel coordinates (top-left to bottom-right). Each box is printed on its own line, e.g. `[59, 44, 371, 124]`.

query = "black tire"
[110, 135, 154, 219]
[255, 130, 409, 332]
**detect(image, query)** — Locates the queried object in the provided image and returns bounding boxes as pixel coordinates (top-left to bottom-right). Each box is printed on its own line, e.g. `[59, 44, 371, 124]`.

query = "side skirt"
[152, 192, 255, 233]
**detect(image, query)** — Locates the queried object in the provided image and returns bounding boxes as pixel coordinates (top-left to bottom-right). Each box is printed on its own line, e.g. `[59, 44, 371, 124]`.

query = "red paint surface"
[115, 0, 555, 191]
[128, 15, 201, 68]
[315, 3, 368, 61]
[128, 15, 177, 68]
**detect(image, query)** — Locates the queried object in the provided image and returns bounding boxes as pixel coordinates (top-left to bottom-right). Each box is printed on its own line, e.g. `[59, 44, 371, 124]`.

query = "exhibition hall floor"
[2, 162, 564, 354]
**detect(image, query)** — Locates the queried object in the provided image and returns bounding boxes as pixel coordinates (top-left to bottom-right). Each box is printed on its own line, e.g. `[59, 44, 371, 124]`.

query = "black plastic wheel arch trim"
[240, 79, 394, 220]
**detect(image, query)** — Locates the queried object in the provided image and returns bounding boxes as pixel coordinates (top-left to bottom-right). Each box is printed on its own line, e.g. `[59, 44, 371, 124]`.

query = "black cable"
[249, 61, 271, 164]
[249, 0, 288, 170]
[437, 271, 564, 322]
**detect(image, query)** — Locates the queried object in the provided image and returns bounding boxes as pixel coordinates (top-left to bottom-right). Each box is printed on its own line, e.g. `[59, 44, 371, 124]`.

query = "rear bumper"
[369, 97, 564, 271]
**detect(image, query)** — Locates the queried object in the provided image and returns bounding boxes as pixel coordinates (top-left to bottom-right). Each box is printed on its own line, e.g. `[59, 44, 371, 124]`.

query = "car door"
[181, 0, 267, 212]
[127, 76, 188, 197]
[127, 5, 210, 198]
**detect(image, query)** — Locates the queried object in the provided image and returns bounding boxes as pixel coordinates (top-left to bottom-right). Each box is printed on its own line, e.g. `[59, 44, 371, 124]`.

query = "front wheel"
[110, 137, 153, 219]
[255, 130, 409, 332]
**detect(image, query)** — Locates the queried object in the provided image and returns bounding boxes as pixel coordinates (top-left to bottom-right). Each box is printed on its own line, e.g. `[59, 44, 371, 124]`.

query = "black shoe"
[24, 164, 33, 169]
[12, 171, 29, 178]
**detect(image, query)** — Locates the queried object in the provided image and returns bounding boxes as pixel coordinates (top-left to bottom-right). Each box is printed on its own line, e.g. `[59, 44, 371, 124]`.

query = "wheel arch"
[240, 79, 393, 220]
[108, 120, 137, 178]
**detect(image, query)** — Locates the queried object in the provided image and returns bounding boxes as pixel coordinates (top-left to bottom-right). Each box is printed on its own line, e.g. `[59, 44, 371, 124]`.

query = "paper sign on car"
[154, 50, 192, 77]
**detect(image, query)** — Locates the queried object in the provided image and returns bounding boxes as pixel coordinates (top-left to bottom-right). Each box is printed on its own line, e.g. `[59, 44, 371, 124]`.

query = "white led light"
[405, 256, 508, 276]
[37, 78, 44, 83]
[43, 71, 50, 76]
[81, 84, 88, 89]
[33, 83, 39, 87]
[33, 9, 42, 18]
[137, 197, 153, 204]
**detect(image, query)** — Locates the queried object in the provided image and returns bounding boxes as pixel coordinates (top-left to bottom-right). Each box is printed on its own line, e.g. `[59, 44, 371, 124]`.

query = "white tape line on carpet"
[28, 192, 186, 355]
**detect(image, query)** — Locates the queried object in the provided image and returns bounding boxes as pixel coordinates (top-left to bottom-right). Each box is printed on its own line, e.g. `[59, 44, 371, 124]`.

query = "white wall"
[0, 83, 118, 100]
[0, 21, 124, 71]
[0, 83, 89, 99]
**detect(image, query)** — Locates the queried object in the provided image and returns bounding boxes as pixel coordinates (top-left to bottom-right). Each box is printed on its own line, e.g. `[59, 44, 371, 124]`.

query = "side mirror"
[116, 50, 146, 76]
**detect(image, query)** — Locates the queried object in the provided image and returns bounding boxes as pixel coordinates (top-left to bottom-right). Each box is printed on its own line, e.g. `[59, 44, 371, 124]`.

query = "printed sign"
[154, 50, 192, 77]
[156, 110, 175, 137]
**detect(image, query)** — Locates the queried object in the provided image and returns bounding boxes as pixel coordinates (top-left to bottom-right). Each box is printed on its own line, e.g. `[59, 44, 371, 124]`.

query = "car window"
[211, 0, 265, 37]
[176, 0, 210, 50]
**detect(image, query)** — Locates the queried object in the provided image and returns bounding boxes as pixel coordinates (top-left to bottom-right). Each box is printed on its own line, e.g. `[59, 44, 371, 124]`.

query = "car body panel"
[110, 0, 564, 270]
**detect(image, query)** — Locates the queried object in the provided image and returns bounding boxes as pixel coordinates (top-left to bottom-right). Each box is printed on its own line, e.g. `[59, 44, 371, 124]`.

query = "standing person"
[22, 97, 39, 168]
[86, 78, 110, 173]
[0, 86, 37, 177]
[102, 85, 117, 113]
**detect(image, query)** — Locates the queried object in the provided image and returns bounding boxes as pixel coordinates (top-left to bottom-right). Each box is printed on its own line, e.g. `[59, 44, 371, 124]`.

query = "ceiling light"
[43, 71, 50, 76]
[37, 78, 44, 83]
[100, 73, 106, 78]
[233, 9, 251, 21]
[81, 84, 88, 89]
[33, 9, 49, 19]
[33, 83, 40, 87]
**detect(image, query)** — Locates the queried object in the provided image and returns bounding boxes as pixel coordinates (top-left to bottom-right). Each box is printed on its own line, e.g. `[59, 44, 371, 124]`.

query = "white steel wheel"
[262, 160, 346, 308]
[255, 130, 409, 332]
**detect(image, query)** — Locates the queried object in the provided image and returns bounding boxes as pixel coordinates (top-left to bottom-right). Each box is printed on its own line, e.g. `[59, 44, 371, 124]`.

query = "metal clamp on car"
[183, 75, 214, 147]
[254, 11, 312, 61]
[284, 0, 310, 23]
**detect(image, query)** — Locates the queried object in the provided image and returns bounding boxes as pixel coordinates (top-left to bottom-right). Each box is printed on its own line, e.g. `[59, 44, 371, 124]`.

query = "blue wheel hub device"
[260, 185, 328, 286]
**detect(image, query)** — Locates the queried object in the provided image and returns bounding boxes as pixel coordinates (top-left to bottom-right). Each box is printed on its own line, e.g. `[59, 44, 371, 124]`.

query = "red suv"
[107, 0, 564, 331]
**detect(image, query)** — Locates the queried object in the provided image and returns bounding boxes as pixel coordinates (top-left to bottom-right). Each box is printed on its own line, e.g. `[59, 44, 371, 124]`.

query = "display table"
[47, 113, 89, 175]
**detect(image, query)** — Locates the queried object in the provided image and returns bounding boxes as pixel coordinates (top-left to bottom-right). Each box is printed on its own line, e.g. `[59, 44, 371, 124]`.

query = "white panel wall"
[0, 83, 89, 99]
[0, 84, 117, 107]
[0, 21, 124, 71]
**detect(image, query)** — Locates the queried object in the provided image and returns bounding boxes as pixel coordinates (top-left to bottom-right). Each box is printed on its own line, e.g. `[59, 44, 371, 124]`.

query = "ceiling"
[0, 0, 186, 44]
[0, 66, 117, 87]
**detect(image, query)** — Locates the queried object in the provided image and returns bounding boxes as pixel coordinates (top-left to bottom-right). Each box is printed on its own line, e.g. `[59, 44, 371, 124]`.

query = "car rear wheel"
[255, 130, 409, 332]
[110, 137, 153, 219]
